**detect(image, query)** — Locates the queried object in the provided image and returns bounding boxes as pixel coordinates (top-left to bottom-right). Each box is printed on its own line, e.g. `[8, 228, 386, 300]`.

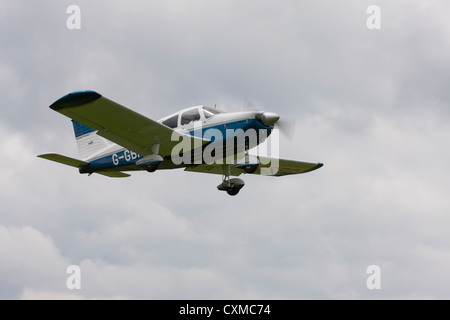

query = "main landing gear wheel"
[145, 164, 159, 172]
[242, 164, 258, 174]
[239, 147, 259, 174]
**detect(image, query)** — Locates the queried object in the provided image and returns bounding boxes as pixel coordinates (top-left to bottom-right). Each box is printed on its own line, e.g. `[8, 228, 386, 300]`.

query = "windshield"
[181, 108, 201, 125]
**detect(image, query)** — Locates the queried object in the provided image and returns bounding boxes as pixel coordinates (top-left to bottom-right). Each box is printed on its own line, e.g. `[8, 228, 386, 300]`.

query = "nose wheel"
[217, 165, 245, 196]
[226, 187, 240, 196]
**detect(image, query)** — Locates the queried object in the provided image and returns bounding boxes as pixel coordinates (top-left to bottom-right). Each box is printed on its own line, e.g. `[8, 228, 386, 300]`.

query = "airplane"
[38, 90, 323, 196]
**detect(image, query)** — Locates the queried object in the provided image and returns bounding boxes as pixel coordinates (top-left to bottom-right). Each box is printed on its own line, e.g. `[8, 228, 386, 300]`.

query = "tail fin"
[72, 120, 109, 160]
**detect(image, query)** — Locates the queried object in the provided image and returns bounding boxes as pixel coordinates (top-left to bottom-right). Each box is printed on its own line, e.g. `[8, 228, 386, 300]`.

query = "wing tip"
[50, 90, 102, 110]
[307, 162, 324, 173]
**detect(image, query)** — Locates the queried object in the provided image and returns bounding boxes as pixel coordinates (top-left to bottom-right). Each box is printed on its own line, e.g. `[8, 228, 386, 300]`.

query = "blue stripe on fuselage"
[79, 149, 142, 173]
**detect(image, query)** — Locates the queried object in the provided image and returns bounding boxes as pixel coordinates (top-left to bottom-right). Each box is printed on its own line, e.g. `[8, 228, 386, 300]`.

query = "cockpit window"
[203, 107, 225, 114]
[203, 109, 215, 119]
[181, 109, 201, 125]
[202, 106, 225, 119]
[162, 115, 178, 128]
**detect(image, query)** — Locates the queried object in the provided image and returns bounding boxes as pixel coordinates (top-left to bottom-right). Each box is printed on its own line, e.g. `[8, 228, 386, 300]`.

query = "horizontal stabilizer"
[37, 153, 88, 167]
[38, 154, 130, 178]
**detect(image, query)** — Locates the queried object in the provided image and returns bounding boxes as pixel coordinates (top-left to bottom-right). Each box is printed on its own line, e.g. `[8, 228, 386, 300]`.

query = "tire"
[226, 188, 240, 196]
[242, 165, 258, 174]
[146, 164, 159, 172]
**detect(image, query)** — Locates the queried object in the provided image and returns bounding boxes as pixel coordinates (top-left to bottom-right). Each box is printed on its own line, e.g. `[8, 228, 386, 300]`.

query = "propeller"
[244, 99, 295, 140]
[275, 117, 295, 140]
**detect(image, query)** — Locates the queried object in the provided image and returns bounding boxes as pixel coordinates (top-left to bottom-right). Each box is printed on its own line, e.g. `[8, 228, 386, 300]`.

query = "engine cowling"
[255, 112, 280, 126]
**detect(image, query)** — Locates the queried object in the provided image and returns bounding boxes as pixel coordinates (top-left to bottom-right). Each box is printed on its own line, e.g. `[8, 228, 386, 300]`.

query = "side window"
[181, 109, 200, 125]
[203, 109, 214, 119]
[162, 115, 178, 128]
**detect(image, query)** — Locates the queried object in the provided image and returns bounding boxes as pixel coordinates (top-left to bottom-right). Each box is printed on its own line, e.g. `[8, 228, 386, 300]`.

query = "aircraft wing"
[254, 157, 323, 176]
[49, 91, 209, 157]
[184, 157, 323, 177]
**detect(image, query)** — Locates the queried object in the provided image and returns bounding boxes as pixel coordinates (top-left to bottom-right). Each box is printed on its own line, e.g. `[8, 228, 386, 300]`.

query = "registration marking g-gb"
[112, 150, 139, 165]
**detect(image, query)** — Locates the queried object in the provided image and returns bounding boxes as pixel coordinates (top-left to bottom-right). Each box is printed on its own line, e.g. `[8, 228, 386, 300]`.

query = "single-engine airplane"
[38, 91, 323, 195]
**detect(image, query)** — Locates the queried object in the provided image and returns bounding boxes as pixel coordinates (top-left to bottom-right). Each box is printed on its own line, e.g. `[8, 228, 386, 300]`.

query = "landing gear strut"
[235, 149, 259, 174]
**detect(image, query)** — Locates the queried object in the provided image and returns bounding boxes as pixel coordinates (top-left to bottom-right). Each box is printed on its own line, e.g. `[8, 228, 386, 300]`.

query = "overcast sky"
[1, 0, 450, 299]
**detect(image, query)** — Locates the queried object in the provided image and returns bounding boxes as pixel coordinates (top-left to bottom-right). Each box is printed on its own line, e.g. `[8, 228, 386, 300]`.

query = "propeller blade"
[276, 117, 295, 140]
[245, 99, 260, 112]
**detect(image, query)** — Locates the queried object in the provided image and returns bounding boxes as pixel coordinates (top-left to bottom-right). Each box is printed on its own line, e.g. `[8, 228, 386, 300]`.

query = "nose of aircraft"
[256, 112, 280, 126]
